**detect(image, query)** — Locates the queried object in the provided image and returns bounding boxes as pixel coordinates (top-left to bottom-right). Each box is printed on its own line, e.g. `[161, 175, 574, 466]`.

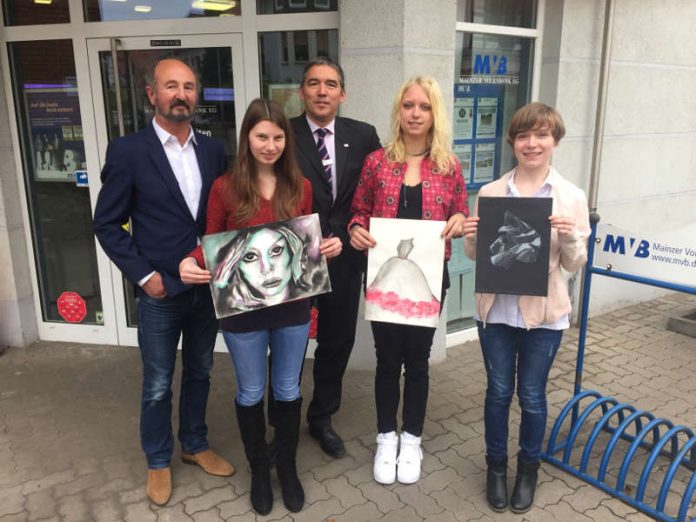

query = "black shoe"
[250, 466, 273, 516]
[485, 456, 508, 512]
[510, 458, 540, 514]
[275, 399, 305, 513]
[309, 424, 346, 458]
[235, 401, 273, 515]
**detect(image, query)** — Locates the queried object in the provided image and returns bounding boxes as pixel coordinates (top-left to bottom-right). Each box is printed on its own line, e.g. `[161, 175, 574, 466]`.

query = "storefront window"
[3, 0, 70, 25]
[456, 0, 536, 28]
[449, 22, 536, 332]
[258, 29, 338, 118]
[454, 32, 534, 187]
[9, 40, 102, 325]
[257, 0, 336, 15]
[83, 0, 240, 22]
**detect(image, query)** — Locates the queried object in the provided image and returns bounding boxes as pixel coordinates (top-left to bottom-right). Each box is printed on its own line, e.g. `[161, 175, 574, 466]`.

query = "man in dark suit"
[93, 58, 233, 505]
[291, 57, 380, 458]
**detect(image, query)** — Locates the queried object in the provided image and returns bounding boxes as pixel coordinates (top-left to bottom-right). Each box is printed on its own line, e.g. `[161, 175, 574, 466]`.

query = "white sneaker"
[397, 431, 423, 484]
[373, 431, 398, 484]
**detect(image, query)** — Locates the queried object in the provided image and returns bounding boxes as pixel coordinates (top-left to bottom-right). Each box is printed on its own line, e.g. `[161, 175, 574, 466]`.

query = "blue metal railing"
[542, 213, 696, 522]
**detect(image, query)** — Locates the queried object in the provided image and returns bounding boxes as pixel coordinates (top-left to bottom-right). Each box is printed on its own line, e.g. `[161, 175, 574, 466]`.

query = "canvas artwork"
[475, 197, 552, 296]
[365, 218, 446, 327]
[202, 213, 331, 319]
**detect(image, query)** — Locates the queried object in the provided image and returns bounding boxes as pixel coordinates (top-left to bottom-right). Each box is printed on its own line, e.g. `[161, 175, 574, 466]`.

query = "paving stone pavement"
[2, 293, 696, 521]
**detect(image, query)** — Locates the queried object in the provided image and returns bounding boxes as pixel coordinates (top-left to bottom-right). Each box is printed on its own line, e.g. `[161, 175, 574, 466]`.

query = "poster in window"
[474, 197, 552, 296]
[475, 97, 498, 138]
[453, 97, 474, 140]
[25, 87, 86, 182]
[454, 143, 472, 173]
[473, 143, 495, 184]
[268, 83, 302, 119]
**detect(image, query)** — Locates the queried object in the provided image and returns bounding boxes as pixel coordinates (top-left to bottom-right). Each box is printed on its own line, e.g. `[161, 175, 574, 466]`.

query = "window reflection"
[8, 40, 103, 324]
[456, 0, 536, 28]
[83, 0, 241, 22]
[257, 0, 336, 14]
[259, 29, 338, 118]
[3, 0, 70, 26]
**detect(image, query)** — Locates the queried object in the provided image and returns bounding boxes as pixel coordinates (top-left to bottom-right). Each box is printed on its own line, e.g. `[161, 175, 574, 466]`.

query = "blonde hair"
[507, 102, 566, 145]
[385, 75, 455, 173]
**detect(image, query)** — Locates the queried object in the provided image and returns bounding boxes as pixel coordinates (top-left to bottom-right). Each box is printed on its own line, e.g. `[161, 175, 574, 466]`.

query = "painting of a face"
[239, 229, 292, 303]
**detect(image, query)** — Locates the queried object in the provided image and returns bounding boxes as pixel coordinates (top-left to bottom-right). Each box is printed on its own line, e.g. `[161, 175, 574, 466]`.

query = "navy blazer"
[291, 114, 380, 269]
[93, 122, 227, 297]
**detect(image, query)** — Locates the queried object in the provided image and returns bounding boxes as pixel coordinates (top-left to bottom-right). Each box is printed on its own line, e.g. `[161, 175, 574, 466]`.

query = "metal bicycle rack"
[542, 213, 696, 522]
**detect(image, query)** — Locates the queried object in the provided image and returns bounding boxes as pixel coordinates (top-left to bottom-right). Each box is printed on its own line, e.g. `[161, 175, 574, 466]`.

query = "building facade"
[0, 0, 694, 368]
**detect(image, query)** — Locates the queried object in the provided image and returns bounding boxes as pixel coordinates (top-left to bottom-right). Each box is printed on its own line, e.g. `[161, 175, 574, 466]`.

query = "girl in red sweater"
[180, 99, 341, 515]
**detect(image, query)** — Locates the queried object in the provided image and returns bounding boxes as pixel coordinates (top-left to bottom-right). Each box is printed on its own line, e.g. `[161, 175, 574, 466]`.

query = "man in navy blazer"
[93, 58, 233, 505]
[289, 57, 380, 458]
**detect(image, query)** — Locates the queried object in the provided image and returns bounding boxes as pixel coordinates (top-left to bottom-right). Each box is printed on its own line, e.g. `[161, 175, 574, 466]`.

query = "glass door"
[87, 34, 245, 346]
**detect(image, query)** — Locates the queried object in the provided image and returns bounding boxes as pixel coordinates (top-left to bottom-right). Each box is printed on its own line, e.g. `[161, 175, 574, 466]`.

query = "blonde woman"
[349, 76, 468, 484]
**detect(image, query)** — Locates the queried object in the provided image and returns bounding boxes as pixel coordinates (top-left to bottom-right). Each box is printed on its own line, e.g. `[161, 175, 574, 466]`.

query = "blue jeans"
[137, 286, 218, 469]
[222, 322, 309, 407]
[477, 322, 563, 463]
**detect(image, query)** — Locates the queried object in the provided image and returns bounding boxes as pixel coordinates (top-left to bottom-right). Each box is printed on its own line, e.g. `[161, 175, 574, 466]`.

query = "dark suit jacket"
[291, 114, 380, 270]
[93, 122, 227, 297]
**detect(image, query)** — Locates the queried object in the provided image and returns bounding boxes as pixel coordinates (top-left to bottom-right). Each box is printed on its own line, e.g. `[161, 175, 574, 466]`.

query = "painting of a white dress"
[365, 218, 446, 327]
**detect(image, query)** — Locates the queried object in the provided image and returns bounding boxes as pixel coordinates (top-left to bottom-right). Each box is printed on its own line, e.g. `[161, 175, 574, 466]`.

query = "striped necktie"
[314, 128, 333, 185]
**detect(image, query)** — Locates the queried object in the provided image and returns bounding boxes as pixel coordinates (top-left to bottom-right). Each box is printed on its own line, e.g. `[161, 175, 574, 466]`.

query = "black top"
[396, 182, 450, 295]
[221, 298, 310, 333]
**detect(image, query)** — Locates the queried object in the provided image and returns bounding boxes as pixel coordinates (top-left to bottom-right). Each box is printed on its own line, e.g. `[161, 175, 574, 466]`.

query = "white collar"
[508, 167, 555, 196]
[151, 118, 197, 147]
[306, 115, 336, 135]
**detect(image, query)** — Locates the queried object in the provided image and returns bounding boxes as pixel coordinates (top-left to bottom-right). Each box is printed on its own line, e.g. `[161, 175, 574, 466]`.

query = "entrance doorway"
[86, 35, 244, 346]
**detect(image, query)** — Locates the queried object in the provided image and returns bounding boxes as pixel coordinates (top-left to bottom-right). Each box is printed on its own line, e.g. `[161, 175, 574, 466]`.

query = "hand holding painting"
[349, 224, 376, 250]
[441, 212, 467, 240]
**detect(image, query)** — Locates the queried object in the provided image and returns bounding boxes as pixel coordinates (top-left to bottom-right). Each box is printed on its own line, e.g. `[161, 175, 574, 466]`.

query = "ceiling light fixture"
[134, 5, 152, 12]
[34, 0, 53, 4]
[191, 0, 236, 12]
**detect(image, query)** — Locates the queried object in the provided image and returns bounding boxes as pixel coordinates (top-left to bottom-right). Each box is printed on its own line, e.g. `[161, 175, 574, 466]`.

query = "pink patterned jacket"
[348, 148, 469, 259]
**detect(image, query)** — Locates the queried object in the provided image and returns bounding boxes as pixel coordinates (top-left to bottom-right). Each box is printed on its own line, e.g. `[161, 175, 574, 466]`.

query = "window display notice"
[454, 97, 474, 140]
[453, 83, 503, 189]
[268, 83, 302, 119]
[24, 87, 86, 182]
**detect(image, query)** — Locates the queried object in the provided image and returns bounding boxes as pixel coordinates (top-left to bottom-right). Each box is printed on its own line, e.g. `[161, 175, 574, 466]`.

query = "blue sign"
[75, 170, 88, 187]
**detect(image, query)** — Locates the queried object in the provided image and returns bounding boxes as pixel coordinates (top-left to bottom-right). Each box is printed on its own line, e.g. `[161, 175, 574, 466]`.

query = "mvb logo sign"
[603, 234, 649, 258]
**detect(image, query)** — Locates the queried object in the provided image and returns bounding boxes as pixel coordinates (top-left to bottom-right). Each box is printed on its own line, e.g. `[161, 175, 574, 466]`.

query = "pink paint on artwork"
[366, 288, 440, 319]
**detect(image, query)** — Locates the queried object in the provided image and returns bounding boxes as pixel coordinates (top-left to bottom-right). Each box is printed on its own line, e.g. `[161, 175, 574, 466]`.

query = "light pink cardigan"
[463, 168, 590, 329]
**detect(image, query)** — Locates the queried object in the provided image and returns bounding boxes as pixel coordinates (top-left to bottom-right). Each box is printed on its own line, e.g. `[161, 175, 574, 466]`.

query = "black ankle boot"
[485, 455, 508, 512]
[235, 401, 273, 515]
[275, 399, 304, 512]
[510, 458, 540, 514]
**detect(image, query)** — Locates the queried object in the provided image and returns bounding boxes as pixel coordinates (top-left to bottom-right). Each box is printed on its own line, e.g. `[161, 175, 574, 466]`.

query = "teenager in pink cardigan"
[463, 103, 589, 514]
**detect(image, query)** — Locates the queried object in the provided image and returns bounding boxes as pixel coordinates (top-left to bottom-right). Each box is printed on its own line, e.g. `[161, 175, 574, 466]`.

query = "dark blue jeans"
[137, 286, 218, 469]
[477, 322, 563, 463]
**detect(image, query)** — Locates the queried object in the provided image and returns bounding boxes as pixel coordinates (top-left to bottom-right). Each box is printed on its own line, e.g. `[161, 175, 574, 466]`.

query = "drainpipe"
[576, 0, 615, 324]
[587, 0, 616, 212]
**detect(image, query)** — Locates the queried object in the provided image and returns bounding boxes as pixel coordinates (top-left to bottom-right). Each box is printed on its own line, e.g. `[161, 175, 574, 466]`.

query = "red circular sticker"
[57, 291, 87, 323]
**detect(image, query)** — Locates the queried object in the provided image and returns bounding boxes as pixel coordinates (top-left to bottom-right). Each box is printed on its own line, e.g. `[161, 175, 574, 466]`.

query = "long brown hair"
[229, 98, 304, 223]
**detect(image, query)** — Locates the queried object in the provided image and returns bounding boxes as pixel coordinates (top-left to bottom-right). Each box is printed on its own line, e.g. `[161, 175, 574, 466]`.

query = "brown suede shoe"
[146, 468, 171, 506]
[182, 449, 235, 476]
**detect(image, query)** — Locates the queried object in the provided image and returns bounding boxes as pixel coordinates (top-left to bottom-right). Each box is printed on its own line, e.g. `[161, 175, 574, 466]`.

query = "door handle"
[109, 38, 125, 137]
